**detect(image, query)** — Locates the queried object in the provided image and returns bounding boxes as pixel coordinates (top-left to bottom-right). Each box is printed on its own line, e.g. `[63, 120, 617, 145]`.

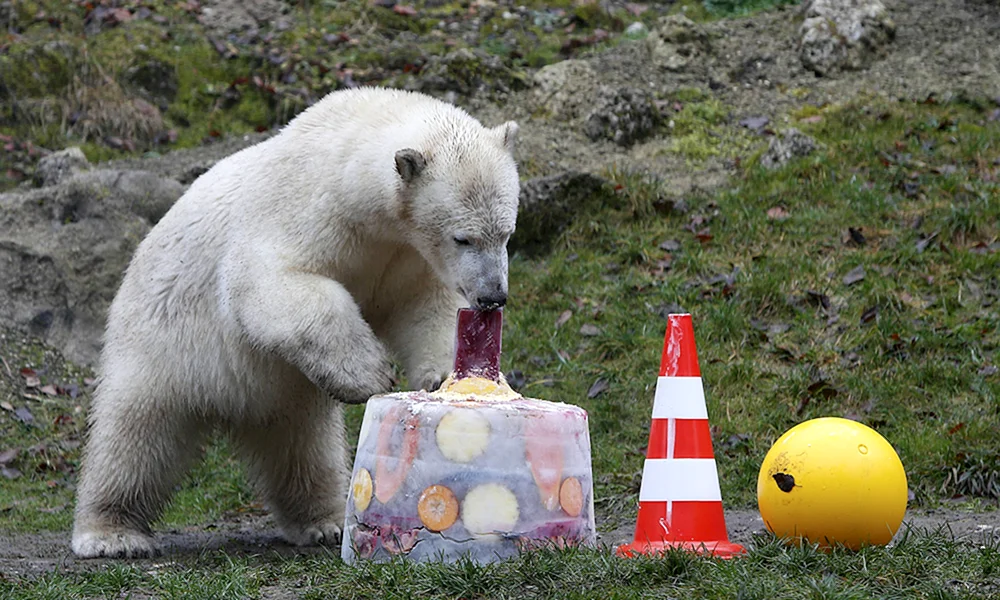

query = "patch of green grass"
[3, 529, 998, 599]
[662, 98, 757, 161]
[702, 0, 801, 18]
[504, 95, 999, 510]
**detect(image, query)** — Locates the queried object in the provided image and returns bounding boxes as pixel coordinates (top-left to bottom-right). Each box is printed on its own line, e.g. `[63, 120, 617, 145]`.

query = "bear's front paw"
[417, 372, 447, 392]
[282, 521, 342, 547]
[72, 527, 158, 559]
[332, 342, 395, 404]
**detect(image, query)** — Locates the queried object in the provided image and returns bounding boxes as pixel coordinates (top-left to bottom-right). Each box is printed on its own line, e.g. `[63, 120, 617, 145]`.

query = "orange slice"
[559, 476, 584, 517]
[417, 484, 460, 532]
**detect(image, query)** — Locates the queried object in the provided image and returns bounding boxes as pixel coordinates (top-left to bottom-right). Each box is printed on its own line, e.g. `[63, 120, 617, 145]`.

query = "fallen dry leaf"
[587, 378, 609, 398]
[916, 230, 939, 253]
[39, 384, 60, 397]
[846, 227, 866, 246]
[842, 265, 866, 286]
[13, 406, 33, 425]
[555, 309, 573, 328]
[805, 290, 831, 310]
[392, 4, 417, 15]
[0, 449, 17, 464]
[579, 324, 601, 337]
[767, 206, 790, 220]
[23, 375, 40, 388]
[0, 402, 13, 411]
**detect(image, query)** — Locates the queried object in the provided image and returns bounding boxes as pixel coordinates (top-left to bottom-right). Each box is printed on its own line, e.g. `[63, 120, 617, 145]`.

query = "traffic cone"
[617, 314, 746, 558]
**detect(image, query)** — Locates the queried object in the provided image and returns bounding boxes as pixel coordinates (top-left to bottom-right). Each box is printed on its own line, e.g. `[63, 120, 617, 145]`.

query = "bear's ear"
[395, 148, 427, 184]
[493, 121, 519, 155]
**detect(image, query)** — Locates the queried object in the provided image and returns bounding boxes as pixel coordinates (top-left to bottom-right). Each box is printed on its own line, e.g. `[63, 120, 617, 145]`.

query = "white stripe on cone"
[651, 376, 708, 420]
[638, 458, 722, 502]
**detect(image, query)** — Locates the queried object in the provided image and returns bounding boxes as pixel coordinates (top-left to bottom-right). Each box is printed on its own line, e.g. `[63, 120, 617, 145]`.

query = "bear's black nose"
[476, 293, 507, 310]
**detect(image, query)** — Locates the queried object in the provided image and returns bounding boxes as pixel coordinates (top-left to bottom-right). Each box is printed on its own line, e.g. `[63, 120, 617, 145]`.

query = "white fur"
[71, 88, 520, 558]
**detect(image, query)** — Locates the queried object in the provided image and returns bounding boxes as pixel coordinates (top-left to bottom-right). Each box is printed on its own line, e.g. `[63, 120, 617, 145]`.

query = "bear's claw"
[72, 528, 158, 559]
[282, 521, 343, 547]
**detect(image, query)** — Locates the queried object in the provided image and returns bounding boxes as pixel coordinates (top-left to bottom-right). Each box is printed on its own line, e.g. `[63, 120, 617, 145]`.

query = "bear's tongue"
[453, 308, 503, 382]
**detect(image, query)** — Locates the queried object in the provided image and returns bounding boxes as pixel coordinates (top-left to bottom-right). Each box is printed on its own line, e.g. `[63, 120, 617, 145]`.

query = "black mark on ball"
[772, 472, 795, 493]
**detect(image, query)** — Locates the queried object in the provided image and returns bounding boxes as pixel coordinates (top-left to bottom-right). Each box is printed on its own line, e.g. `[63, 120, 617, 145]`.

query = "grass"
[1, 528, 998, 599]
[0, 92, 997, 596]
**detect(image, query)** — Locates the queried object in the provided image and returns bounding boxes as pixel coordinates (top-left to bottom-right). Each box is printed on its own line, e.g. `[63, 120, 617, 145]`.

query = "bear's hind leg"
[72, 389, 208, 558]
[233, 399, 348, 547]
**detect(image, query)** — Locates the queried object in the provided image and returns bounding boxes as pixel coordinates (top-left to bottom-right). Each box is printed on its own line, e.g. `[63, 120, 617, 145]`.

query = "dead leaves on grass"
[842, 265, 866, 287]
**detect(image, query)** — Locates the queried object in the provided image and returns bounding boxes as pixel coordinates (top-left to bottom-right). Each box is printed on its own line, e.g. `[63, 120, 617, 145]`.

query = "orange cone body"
[617, 314, 745, 559]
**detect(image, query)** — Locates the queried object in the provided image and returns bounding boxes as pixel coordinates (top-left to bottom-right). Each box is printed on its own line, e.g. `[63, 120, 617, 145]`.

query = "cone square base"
[616, 539, 746, 559]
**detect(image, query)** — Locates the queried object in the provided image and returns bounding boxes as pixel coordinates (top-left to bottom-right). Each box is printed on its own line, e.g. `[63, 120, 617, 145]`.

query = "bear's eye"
[453, 236, 471, 247]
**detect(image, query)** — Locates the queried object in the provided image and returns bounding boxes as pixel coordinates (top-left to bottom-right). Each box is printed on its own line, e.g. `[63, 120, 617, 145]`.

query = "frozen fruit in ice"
[352, 468, 373, 513]
[380, 525, 419, 555]
[417, 484, 460, 532]
[434, 373, 520, 400]
[514, 521, 585, 551]
[559, 476, 584, 517]
[352, 524, 378, 559]
[374, 405, 420, 504]
[435, 408, 491, 463]
[462, 483, 519, 535]
[524, 417, 565, 510]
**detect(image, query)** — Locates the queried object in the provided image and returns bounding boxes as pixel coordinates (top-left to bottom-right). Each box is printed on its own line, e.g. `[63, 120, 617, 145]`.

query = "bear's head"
[395, 120, 520, 311]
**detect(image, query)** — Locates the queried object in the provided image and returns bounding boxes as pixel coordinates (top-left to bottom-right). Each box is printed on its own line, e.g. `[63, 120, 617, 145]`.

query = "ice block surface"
[342, 392, 596, 564]
[341, 307, 596, 564]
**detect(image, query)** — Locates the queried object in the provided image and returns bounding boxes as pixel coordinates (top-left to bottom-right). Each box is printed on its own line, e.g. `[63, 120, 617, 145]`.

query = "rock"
[584, 87, 661, 147]
[799, 0, 896, 76]
[409, 48, 528, 100]
[760, 128, 821, 170]
[126, 56, 179, 106]
[624, 22, 648, 38]
[510, 172, 613, 257]
[198, 0, 287, 37]
[645, 14, 712, 72]
[0, 169, 185, 366]
[35, 148, 90, 188]
[532, 60, 598, 121]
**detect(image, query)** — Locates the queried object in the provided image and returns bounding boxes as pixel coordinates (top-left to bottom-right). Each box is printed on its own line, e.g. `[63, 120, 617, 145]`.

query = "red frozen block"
[453, 308, 503, 381]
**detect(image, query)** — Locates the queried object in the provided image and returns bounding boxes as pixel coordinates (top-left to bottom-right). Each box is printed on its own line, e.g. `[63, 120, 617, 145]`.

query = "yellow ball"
[757, 417, 908, 550]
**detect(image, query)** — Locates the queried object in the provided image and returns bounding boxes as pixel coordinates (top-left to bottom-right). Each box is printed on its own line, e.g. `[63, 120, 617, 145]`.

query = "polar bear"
[71, 87, 520, 558]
